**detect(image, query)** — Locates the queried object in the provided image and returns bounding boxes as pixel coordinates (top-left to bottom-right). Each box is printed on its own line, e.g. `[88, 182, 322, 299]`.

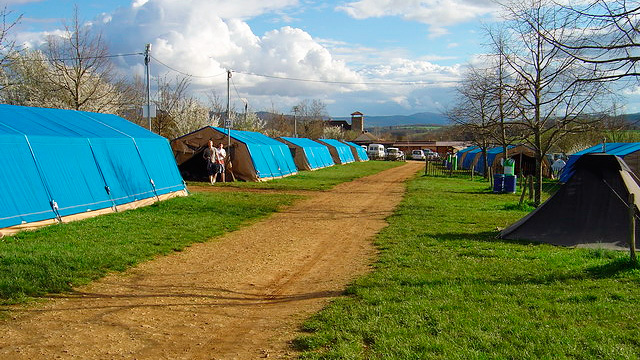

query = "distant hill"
[334, 112, 449, 127]
[256, 111, 450, 127]
[625, 113, 640, 126]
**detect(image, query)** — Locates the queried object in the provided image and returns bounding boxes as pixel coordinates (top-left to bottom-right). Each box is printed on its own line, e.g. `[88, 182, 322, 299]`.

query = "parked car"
[410, 149, 426, 160]
[386, 147, 405, 161]
[367, 143, 385, 159]
[423, 149, 440, 160]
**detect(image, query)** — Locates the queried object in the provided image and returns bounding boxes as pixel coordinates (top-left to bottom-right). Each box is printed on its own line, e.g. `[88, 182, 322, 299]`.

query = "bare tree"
[292, 99, 329, 138]
[0, 7, 22, 91]
[496, 0, 612, 205]
[447, 65, 507, 179]
[41, 7, 129, 113]
[545, 0, 640, 82]
[155, 75, 209, 138]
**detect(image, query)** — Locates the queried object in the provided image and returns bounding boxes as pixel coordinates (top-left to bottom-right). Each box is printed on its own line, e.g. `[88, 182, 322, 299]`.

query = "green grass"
[295, 175, 640, 359]
[0, 192, 297, 305]
[190, 161, 404, 191]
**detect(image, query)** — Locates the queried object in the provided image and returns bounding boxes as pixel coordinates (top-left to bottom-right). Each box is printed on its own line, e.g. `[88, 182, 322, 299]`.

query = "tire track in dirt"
[0, 162, 422, 360]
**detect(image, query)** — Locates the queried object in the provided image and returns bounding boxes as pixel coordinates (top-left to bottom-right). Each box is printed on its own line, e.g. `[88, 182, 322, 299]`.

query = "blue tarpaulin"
[461, 147, 483, 169]
[559, 142, 640, 182]
[0, 104, 186, 230]
[342, 141, 369, 161]
[475, 146, 515, 175]
[212, 127, 297, 180]
[279, 137, 335, 170]
[317, 139, 356, 164]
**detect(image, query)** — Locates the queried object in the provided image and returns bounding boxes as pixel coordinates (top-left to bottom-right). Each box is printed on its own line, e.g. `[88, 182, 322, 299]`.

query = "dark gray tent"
[500, 153, 640, 249]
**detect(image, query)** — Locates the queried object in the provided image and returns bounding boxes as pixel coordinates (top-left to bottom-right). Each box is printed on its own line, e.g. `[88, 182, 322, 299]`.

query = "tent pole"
[629, 193, 637, 265]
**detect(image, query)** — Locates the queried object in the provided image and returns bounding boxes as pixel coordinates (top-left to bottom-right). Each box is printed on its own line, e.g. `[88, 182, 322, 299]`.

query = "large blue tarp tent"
[317, 139, 356, 164]
[560, 142, 640, 183]
[278, 137, 335, 171]
[0, 104, 186, 233]
[461, 147, 483, 170]
[171, 126, 297, 181]
[475, 146, 516, 175]
[342, 141, 369, 161]
[456, 146, 477, 164]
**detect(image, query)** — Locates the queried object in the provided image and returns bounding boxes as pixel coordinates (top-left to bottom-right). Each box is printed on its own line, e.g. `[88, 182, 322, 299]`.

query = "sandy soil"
[0, 162, 422, 360]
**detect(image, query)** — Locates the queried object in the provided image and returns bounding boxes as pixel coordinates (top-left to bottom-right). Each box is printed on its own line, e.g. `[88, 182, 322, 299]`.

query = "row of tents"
[456, 144, 552, 177]
[0, 105, 370, 234]
[456, 142, 640, 182]
[170, 126, 368, 182]
[0, 104, 187, 235]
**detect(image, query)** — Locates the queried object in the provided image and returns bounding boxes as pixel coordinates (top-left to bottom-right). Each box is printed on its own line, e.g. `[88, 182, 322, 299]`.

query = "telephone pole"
[144, 44, 152, 131]
[226, 69, 232, 148]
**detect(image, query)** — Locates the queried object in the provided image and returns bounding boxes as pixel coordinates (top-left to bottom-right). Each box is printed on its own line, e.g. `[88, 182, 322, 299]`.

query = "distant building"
[326, 111, 366, 133]
[351, 111, 364, 133]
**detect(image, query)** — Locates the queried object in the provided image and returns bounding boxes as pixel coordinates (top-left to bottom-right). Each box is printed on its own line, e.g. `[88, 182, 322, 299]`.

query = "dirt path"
[0, 162, 422, 360]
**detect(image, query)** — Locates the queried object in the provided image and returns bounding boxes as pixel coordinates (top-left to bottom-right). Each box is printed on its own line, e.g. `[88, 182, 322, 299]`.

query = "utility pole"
[293, 105, 299, 137]
[226, 69, 232, 148]
[144, 44, 152, 131]
[244, 100, 248, 124]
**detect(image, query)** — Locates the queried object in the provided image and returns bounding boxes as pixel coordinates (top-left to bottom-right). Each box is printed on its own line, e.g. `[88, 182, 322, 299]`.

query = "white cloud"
[336, 0, 498, 37]
[14, 0, 467, 115]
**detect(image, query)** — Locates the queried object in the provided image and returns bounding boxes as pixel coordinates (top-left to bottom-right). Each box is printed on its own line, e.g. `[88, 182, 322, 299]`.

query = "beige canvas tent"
[491, 145, 552, 178]
[171, 127, 297, 182]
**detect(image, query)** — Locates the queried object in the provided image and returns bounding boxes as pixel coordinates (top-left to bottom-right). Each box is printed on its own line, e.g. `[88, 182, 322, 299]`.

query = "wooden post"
[629, 193, 637, 265]
[425, 159, 428, 175]
[489, 166, 493, 188]
[528, 175, 534, 201]
[519, 176, 528, 205]
[471, 165, 474, 181]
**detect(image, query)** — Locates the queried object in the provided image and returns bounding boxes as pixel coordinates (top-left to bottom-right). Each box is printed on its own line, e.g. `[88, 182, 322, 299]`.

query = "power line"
[14, 52, 143, 62]
[150, 55, 227, 79]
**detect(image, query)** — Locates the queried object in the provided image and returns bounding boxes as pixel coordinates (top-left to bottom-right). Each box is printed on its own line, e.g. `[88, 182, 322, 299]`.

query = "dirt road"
[0, 162, 422, 359]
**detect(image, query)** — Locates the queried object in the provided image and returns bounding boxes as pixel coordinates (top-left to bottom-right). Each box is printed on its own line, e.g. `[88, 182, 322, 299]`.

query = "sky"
[2, 0, 639, 117]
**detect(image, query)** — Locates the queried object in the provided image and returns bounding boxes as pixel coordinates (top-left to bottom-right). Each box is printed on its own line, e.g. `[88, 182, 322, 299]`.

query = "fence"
[423, 159, 475, 179]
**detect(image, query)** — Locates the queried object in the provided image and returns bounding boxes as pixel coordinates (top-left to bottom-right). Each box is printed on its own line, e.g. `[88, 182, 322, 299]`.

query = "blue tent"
[171, 127, 297, 181]
[317, 139, 356, 164]
[560, 142, 640, 182]
[475, 146, 516, 175]
[456, 146, 477, 164]
[342, 141, 369, 161]
[461, 147, 483, 169]
[278, 137, 335, 171]
[0, 104, 186, 231]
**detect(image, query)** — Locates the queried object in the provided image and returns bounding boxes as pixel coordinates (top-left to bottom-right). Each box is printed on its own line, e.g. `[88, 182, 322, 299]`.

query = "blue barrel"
[504, 175, 517, 193]
[493, 174, 505, 193]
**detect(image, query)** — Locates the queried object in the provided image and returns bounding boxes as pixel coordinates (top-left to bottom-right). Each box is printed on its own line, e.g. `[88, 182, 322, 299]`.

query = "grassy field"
[189, 160, 404, 191]
[0, 161, 401, 306]
[295, 175, 640, 359]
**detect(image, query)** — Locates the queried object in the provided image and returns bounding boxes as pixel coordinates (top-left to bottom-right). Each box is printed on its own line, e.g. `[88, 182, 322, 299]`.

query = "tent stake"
[629, 193, 637, 265]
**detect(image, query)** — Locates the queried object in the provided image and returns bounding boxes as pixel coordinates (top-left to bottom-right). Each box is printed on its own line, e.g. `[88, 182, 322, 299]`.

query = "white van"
[367, 143, 385, 160]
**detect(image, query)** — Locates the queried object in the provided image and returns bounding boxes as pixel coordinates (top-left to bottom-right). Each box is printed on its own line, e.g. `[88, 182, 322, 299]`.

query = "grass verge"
[295, 174, 640, 359]
[0, 192, 297, 305]
[188, 160, 405, 191]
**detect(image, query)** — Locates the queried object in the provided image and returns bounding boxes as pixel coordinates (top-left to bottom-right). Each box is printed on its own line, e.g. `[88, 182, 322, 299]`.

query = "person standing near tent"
[203, 139, 217, 185]
[551, 156, 566, 179]
[212, 142, 226, 184]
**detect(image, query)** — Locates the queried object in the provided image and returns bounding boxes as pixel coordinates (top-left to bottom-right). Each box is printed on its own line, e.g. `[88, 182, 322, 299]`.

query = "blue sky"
[2, 0, 638, 117]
